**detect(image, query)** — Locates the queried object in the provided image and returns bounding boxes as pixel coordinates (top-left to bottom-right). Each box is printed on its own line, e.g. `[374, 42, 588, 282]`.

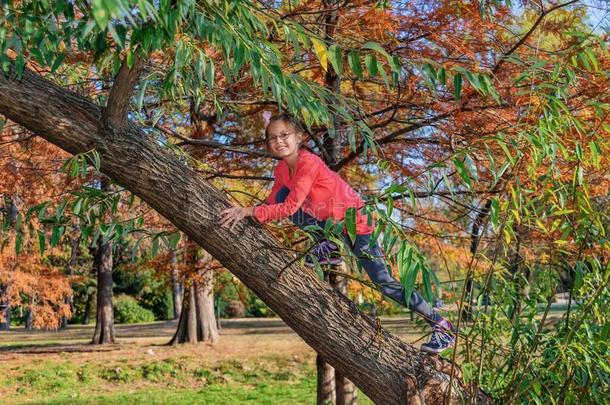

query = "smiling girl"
[219, 113, 455, 353]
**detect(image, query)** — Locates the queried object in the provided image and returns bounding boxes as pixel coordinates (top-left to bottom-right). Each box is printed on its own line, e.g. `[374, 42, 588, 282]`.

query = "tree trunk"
[195, 262, 218, 342]
[82, 292, 93, 325]
[170, 249, 183, 319]
[0, 66, 491, 404]
[317, 354, 336, 404]
[169, 241, 218, 345]
[25, 295, 34, 330]
[0, 285, 9, 331]
[330, 270, 358, 405]
[0, 196, 18, 331]
[91, 240, 115, 344]
[61, 232, 79, 329]
[462, 199, 492, 322]
[336, 372, 358, 405]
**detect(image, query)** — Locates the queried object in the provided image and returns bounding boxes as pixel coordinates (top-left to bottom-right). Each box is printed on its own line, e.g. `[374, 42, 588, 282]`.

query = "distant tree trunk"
[317, 354, 336, 404]
[330, 270, 358, 405]
[82, 291, 93, 325]
[169, 241, 218, 345]
[170, 249, 183, 319]
[0, 196, 18, 331]
[195, 263, 217, 342]
[25, 295, 34, 330]
[0, 292, 10, 331]
[61, 232, 79, 329]
[508, 226, 528, 322]
[462, 199, 492, 322]
[91, 240, 115, 344]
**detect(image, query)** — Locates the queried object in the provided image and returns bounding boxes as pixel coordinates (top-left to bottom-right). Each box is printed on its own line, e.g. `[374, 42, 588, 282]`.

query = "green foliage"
[246, 296, 274, 318]
[112, 294, 155, 324]
[113, 266, 173, 320]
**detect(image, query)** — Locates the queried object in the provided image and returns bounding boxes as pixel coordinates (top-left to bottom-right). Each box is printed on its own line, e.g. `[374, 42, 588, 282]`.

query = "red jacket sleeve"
[264, 166, 283, 205]
[254, 155, 320, 223]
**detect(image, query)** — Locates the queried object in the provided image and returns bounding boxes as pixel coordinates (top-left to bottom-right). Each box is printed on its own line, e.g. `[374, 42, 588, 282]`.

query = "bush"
[113, 294, 155, 324]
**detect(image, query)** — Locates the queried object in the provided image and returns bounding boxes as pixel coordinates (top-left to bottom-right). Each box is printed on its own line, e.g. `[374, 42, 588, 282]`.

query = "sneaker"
[420, 318, 456, 354]
[304, 239, 342, 267]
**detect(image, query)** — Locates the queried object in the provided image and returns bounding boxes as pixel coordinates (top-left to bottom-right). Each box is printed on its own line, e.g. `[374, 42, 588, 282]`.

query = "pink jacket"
[253, 148, 375, 235]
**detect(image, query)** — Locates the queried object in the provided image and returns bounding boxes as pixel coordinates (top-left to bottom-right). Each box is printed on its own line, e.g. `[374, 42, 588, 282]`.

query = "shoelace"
[429, 326, 454, 345]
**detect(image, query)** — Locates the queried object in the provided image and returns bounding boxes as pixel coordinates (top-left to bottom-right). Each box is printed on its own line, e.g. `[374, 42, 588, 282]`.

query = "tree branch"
[103, 55, 146, 130]
[492, 0, 580, 74]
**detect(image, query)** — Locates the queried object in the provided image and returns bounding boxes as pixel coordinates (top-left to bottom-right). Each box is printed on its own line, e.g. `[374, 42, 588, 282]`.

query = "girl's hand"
[218, 206, 254, 231]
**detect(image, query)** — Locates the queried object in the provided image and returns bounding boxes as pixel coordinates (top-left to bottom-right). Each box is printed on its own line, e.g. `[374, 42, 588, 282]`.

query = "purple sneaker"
[420, 318, 456, 354]
[304, 240, 342, 267]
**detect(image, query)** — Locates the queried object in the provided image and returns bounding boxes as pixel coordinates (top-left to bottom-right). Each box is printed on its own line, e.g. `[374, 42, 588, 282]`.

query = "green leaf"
[50, 225, 63, 247]
[328, 44, 343, 75]
[365, 53, 378, 77]
[453, 73, 462, 99]
[464, 154, 479, 181]
[166, 232, 181, 250]
[38, 230, 46, 254]
[15, 231, 23, 255]
[345, 207, 357, 244]
[136, 80, 148, 111]
[348, 50, 362, 79]
[453, 156, 472, 190]
[361, 42, 390, 59]
[386, 196, 394, 218]
[92, 0, 109, 29]
[206, 60, 215, 89]
[490, 198, 499, 228]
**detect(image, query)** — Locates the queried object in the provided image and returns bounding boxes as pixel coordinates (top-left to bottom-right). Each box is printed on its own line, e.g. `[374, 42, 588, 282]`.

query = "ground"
[0, 317, 427, 404]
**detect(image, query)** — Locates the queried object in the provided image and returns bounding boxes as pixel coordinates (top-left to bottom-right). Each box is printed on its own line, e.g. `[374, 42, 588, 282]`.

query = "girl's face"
[266, 120, 303, 159]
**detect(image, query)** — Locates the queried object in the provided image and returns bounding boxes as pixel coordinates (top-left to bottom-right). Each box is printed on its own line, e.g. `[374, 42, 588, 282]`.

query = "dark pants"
[275, 186, 440, 326]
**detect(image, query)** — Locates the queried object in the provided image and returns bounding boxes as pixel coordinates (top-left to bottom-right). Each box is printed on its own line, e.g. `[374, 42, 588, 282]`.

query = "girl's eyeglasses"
[267, 132, 295, 144]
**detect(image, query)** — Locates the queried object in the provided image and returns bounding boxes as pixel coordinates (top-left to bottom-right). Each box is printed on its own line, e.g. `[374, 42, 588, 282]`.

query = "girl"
[219, 113, 455, 353]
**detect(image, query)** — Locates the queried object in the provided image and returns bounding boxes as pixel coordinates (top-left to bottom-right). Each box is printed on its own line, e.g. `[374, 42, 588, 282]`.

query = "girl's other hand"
[218, 206, 253, 231]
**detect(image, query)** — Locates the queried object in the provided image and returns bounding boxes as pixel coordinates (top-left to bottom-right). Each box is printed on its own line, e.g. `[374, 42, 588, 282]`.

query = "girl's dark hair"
[264, 113, 306, 145]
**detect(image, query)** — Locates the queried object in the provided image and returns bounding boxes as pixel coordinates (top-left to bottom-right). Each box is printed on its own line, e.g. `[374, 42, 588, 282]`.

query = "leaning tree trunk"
[91, 239, 115, 344]
[169, 241, 218, 345]
[0, 65, 491, 404]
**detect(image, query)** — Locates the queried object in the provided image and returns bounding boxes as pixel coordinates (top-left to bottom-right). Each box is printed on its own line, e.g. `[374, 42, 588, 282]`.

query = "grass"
[0, 309, 568, 404]
[3, 357, 321, 404]
[0, 318, 385, 404]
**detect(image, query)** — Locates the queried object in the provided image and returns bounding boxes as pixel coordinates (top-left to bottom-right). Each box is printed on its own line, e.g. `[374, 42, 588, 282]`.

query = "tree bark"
[82, 291, 93, 325]
[195, 258, 218, 343]
[330, 270, 358, 405]
[0, 196, 18, 331]
[61, 232, 79, 329]
[169, 241, 218, 345]
[170, 249, 183, 319]
[0, 66, 491, 404]
[91, 239, 116, 344]
[317, 354, 336, 404]
[25, 295, 34, 330]
[0, 285, 9, 331]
